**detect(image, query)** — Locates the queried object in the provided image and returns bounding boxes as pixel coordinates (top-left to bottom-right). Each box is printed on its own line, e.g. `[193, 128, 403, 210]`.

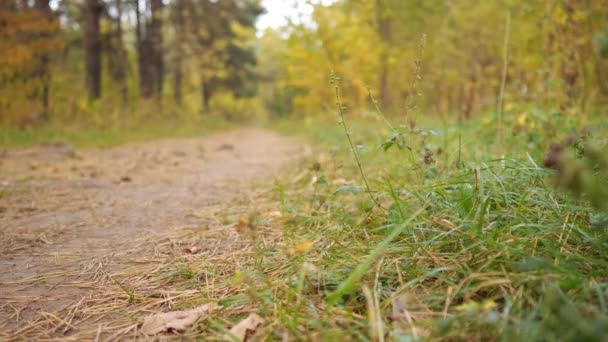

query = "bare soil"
[0, 128, 303, 339]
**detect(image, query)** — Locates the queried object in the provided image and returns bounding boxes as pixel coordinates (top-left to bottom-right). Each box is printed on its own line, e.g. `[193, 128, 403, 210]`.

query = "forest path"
[0, 128, 304, 339]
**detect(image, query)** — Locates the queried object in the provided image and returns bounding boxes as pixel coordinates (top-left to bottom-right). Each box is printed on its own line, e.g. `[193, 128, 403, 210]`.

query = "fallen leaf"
[391, 293, 411, 323]
[224, 313, 264, 341]
[235, 217, 255, 235]
[331, 178, 347, 185]
[181, 246, 202, 255]
[455, 299, 496, 313]
[140, 303, 220, 335]
[295, 240, 314, 254]
[263, 211, 282, 218]
[302, 262, 318, 273]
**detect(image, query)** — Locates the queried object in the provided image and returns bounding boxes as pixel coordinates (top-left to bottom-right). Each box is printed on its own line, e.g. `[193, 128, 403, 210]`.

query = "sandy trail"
[0, 128, 303, 338]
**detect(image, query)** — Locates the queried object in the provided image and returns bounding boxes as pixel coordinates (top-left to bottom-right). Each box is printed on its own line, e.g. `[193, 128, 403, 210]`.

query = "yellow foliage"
[258, 0, 608, 118]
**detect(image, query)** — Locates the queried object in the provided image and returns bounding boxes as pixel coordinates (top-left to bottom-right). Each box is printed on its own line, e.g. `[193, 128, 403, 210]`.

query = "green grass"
[135, 109, 608, 340]
[0, 115, 232, 148]
[211, 111, 607, 341]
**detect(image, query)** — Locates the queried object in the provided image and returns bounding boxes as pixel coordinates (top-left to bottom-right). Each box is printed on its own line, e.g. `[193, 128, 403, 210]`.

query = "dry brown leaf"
[181, 245, 202, 255]
[140, 303, 220, 335]
[235, 217, 255, 235]
[224, 313, 264, 341]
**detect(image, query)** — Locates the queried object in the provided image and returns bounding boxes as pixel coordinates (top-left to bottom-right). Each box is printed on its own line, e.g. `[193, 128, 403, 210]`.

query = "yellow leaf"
[295, 240, 314, 254]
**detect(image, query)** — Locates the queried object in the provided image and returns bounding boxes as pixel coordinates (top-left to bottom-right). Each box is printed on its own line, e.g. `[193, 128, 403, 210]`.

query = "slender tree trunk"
[115, 0, 128, 108]
[150, 0, 164, 98]
[201, 76, 210, 112]
[135, 0, 146, 97]
[173, 0, 185, 105]
[84, 0, 102, 101]
[463, 74, 476, 120]
[34, 0, 51, 120]
[136, 0, 154, 98]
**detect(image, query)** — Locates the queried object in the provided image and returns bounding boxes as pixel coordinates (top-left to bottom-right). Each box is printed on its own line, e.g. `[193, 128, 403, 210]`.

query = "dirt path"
[0, 128, 303, 339]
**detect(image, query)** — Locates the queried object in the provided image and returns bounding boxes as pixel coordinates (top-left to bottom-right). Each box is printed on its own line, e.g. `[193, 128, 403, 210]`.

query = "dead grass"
[0, 129, 304, 340]
[0, 182, 288, 340]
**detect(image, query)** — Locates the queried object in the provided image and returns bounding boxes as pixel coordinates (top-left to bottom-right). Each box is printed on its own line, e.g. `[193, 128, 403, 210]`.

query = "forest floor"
[0, 128, 304, 340]
[1, 117, 606, 341]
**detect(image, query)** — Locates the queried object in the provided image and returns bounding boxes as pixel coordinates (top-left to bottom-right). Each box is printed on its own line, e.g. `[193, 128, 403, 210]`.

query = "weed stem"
[332, 71, 380, 208]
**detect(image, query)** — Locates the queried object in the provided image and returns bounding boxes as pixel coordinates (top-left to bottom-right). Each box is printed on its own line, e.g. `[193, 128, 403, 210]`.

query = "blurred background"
[1, 0, 607, 140]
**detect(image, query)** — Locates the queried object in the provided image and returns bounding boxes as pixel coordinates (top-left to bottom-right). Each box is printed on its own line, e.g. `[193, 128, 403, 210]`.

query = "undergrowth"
[0, 100, 241, 148]
[84, 88, 606, 340]
[86, 93, 606, 342]
[215, 91, 608, 340]
[139, 104, 608, 340]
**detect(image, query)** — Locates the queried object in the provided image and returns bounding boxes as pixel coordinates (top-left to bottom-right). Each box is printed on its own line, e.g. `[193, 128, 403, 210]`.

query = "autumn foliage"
[1, 0, 607, 128]
[259, 0, 608, 119]
[0, 1, 61, 126]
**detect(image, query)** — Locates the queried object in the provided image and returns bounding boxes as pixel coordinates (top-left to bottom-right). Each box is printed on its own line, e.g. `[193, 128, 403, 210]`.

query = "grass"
[110, 108, 605, 341]
[259, 112, 608, 341]
[0, 114, 232, 148]
[219, 108, 606, 340]
[72, 106, 602, 340]
[3, 102, 607, 340]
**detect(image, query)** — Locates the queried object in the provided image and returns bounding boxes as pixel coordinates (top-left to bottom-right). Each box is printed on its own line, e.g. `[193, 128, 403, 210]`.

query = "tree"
[34, 0, 53, 119]
[84, 0, 103, 101]
[172, 0, 186, 105]
[110, 0, 129, 107]
[202, 1, 264, 107]
[150, 0, 164, 98]
[184, 0, 263, 112]
[0, 0, 61, 125]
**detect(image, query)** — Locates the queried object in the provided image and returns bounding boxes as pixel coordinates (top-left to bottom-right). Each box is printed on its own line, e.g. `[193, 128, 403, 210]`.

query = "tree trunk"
[150, 0, 164, 98]
[84, 0, 102, 101]
[173, 0, 185, 105]
[34, 0, 51, 120]
[135, 0, 147, 97]
[115, 0, 128, 108]
[201, 76, 210, 112]
[463, 74, 476, 120]
[136, 0, 154, 98]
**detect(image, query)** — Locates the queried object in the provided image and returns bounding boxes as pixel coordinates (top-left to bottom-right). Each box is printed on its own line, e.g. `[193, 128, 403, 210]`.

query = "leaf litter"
[0, 128, 304, 340]
[224, 313, 265, 341]
[140, 303, 220, 335]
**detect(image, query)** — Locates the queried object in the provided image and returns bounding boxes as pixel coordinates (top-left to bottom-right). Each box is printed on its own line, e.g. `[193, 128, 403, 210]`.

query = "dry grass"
[1, 186, 286, 340]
